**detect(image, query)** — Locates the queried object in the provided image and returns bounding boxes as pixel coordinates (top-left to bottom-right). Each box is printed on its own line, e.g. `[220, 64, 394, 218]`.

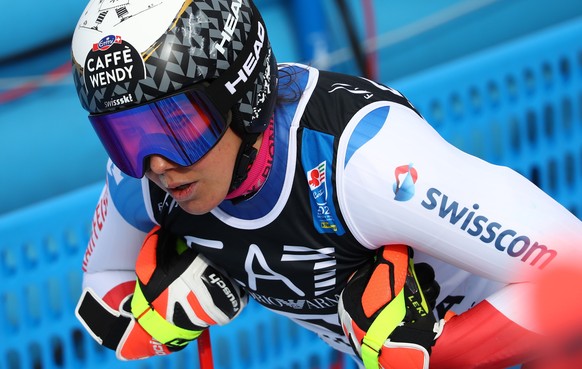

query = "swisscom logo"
[393, 163, 418, 202]
[390, 163, 557, 269]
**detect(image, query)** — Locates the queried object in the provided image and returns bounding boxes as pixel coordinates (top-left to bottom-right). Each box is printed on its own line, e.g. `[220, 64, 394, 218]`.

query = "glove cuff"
[361, 289, 407, 369]
[131, 282, 203, 348]
[379, 341, 431, 369]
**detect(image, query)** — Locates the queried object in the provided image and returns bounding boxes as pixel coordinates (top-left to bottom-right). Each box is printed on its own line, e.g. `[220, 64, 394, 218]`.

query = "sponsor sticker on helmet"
[83, 35, 145, 108]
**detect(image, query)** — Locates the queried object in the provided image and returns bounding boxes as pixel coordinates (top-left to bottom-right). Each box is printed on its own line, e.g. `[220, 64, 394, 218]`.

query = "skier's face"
[145, 127, 242, 215]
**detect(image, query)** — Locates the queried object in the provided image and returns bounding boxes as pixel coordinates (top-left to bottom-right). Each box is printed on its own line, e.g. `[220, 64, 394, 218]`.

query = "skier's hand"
[131, 226, 247, 349]
[76, 286, 178, 360]
[338, 245, 444, 369]
[76, 226, 247, 360]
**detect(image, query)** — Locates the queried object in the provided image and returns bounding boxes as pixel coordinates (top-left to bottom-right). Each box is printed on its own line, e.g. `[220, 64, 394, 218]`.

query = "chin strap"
[229, 131, 259, 193]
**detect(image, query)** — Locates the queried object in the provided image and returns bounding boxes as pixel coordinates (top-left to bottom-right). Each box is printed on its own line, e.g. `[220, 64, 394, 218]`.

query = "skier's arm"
[336, 101, 582, 368]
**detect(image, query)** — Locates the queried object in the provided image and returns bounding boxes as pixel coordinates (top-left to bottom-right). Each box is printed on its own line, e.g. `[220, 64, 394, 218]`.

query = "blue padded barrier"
[393, 16, 582, 218]
[0, 184, 101, 369]
[3, 15, 582, 369]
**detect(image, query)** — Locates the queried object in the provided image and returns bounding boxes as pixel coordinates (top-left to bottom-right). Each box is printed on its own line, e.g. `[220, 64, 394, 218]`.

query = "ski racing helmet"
[71, 0, 278, 185]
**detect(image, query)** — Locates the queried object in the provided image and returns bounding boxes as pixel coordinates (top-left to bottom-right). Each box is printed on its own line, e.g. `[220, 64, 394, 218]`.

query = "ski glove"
[132, 226, 247, 347]
[76, 226, 247, 360]
[338, 245, 444, 369]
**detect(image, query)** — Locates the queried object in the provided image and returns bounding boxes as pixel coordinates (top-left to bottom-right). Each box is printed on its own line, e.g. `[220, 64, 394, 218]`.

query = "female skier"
[71, 0, 582, 368]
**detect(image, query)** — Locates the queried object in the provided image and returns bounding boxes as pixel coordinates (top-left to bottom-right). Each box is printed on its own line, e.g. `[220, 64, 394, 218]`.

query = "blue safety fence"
[393, 16, 582, 219]
[2, 14, 582, 369]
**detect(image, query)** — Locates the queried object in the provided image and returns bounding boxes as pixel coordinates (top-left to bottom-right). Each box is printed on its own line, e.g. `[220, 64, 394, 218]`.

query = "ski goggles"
[89, 88, 228, 178]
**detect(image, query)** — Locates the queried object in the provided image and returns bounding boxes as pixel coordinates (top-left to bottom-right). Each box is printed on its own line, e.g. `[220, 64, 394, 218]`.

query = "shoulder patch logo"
[301, 129, 345, 236]
[305, 161, 345, 235]
[308, 162, 327, 198]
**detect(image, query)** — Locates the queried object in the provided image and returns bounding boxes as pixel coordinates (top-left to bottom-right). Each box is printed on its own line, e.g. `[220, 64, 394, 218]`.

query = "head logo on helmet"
[216, 0, 243, 56]
[72, 0, 277, 136]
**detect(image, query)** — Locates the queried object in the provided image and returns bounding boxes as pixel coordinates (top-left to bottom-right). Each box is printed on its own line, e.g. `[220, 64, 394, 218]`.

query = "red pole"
[198, 329, 215, 369]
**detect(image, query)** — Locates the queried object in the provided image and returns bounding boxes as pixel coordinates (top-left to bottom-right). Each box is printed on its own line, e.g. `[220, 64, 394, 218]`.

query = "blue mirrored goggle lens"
[89, 90, 227, 178]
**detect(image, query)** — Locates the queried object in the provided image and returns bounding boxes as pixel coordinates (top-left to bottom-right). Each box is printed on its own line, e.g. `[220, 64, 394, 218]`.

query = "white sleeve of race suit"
[81, 160, 157, 299]
[335, 101, 582, 285]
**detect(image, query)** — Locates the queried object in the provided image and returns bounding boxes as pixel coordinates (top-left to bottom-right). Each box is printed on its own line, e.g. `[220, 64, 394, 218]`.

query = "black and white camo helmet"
[71, 0, 278, 137]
